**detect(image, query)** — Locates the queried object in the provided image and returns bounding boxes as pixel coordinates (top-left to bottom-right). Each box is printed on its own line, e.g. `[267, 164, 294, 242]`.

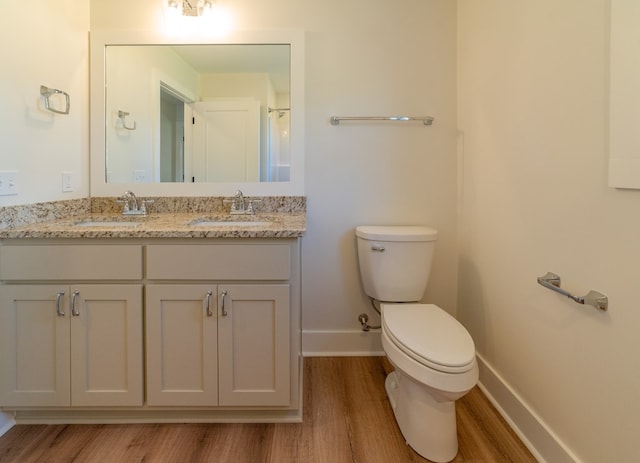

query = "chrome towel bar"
[537, 272, 608, 311]
[330, 115, 434, 126]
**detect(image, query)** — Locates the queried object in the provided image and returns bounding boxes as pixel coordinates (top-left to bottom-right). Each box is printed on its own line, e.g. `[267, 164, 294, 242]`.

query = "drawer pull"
[205, 290, 214, 317]
[221, 290, 228, 317]
[71, 290, 80, 317]
[55, 290, 66, 317]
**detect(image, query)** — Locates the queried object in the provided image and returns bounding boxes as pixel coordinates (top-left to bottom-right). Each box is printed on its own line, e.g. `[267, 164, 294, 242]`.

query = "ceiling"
[169, 44, 290, 93]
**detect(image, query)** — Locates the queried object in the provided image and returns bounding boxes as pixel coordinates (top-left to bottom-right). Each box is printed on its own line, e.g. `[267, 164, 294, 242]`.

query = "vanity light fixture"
[167, 0, 214, 17]
[163, 0, 233, 40]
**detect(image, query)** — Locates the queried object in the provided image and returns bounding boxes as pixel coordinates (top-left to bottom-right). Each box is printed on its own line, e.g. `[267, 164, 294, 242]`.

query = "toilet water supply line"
[359, 298, 382, 331]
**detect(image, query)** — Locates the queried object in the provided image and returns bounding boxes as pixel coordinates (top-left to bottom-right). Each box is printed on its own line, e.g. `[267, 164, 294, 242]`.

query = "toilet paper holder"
[537, 272, 608, 311]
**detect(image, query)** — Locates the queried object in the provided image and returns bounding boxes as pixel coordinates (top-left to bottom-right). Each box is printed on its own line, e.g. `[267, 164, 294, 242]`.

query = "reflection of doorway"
[160, 89, 185, 182]
[191, 99, 260, 182]
[268, 109, 290, 181]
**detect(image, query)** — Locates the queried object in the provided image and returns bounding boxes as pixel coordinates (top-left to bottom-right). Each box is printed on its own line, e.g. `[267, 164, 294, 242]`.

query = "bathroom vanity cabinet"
[146, 284, 290, 407]
[0, 238, 301, 423]
[145, 243, 292, 408]
[0, 245, 144, 408]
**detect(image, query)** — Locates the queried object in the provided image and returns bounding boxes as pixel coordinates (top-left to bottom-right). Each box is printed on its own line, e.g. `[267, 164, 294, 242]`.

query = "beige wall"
[458, 1, 640, 461]
[0, 0, 89, 206]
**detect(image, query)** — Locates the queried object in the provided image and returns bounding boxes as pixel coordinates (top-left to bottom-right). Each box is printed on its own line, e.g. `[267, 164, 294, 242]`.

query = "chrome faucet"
[228, 189, 261, 215]
[231, 190, 245, 213]
[118, 190, 153, 215]
[121, 190, 138, 212]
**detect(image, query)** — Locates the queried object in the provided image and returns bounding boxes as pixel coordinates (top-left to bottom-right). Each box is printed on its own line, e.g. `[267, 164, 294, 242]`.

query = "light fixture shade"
[168, 0, 213, 17]
[167, 0, 182, 14]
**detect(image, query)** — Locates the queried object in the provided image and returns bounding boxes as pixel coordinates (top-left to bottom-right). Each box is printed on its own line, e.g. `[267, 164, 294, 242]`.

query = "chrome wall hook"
[117, 110, 137, 130]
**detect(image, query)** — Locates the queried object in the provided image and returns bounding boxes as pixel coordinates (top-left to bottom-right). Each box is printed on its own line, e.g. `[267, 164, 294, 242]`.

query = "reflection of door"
[160, 89, 185, 182]
[192, 100, 260, 182]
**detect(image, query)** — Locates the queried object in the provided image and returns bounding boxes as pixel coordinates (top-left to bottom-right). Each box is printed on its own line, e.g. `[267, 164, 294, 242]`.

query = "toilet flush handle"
[371, 245, 385, 252]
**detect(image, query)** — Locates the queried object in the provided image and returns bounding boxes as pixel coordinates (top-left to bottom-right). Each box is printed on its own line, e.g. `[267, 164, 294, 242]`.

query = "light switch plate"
[133, 170, 147, 183]
[61, 172, 73, 192]
[0, 171, 18, 196]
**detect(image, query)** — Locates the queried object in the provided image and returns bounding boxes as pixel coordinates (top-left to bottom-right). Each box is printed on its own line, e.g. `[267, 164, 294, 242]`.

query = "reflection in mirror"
[160, 88, 185, 182]
[105, 44, 290, 184]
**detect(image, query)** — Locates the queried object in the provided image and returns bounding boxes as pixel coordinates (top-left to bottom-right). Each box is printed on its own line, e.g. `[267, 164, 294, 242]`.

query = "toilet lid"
[356, 225, 438, 242]
[382, 304, 476, 374]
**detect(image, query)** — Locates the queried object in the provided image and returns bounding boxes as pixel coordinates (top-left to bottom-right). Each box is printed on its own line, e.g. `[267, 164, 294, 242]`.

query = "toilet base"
[385, 371, 459, 463]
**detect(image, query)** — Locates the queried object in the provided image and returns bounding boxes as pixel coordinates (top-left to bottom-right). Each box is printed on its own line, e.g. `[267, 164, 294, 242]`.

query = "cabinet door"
[69, 285, 143, 406]
[146, 285, 218, 406]
[218, 284, 290, 406]
[0, 285, 71, 406]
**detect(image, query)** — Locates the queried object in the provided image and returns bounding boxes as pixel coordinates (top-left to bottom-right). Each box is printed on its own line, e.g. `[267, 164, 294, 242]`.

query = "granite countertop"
[0, 212, 306, 239]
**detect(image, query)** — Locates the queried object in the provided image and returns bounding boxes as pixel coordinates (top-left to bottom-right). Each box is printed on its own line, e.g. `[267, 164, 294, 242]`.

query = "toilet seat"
[382, 304, 476, 374]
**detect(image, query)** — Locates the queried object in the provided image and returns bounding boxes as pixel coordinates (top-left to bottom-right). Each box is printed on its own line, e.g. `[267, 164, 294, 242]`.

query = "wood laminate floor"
[0, 357, 536, 463]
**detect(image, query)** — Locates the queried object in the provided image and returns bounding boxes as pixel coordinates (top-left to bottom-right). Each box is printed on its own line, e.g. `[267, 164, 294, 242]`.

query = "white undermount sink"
[74, 220, 142, 227]
[190, 220, 272, 227]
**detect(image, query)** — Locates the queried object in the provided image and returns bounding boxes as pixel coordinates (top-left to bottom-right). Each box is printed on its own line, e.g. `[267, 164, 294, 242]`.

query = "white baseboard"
[302, 329, 383, 356]
[0, 411, 15, 437]
[476, 353, 579, 463]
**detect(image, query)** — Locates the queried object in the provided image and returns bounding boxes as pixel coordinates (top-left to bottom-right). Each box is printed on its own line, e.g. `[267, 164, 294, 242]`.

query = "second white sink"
[74, 221, 142, 227]
[190, 220, 271, 227]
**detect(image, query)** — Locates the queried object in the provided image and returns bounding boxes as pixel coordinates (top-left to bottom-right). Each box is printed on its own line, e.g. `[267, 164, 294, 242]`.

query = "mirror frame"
[90, 29, 305, 197]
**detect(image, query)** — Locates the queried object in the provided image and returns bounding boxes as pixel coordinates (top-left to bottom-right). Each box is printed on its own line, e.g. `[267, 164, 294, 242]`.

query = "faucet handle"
[246, 199, 263, 214]
[138, 199, 154, 214]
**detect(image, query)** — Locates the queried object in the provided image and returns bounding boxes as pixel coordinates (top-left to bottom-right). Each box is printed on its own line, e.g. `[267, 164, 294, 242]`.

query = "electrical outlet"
[61, 172, 73, 192]
[0, 171, 18, 196]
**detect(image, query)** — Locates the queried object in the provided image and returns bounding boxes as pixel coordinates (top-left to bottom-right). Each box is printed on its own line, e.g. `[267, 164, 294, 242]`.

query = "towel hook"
[117, 110, 137, 130]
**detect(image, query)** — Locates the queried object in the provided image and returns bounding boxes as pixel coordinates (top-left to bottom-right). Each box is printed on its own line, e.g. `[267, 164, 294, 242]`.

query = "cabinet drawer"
[0, 245, 142, 280]
[146, 244, 290, 280]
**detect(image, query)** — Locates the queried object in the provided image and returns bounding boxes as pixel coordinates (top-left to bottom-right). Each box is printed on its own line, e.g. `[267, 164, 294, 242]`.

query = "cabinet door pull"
[205, 290, 214, 317]
[55, 290, 66, 317]
[71, 290, 80, 316]
[221, 290, 228, 316]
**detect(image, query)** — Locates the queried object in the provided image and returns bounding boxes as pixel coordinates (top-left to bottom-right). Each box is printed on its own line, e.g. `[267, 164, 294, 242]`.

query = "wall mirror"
[90, 30, 305, 197]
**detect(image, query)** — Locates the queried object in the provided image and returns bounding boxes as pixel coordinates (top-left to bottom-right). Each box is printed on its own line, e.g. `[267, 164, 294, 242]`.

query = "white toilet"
[356, 225, 478, 463]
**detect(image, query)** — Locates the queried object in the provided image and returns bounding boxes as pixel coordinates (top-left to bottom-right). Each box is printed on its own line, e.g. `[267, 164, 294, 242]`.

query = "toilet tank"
[356, 226, 438, 302]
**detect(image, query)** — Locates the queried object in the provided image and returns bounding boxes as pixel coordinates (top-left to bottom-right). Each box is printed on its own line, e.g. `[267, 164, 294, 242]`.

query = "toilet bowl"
[381, 303, 478, 463]
[355, 226, 478, 462]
